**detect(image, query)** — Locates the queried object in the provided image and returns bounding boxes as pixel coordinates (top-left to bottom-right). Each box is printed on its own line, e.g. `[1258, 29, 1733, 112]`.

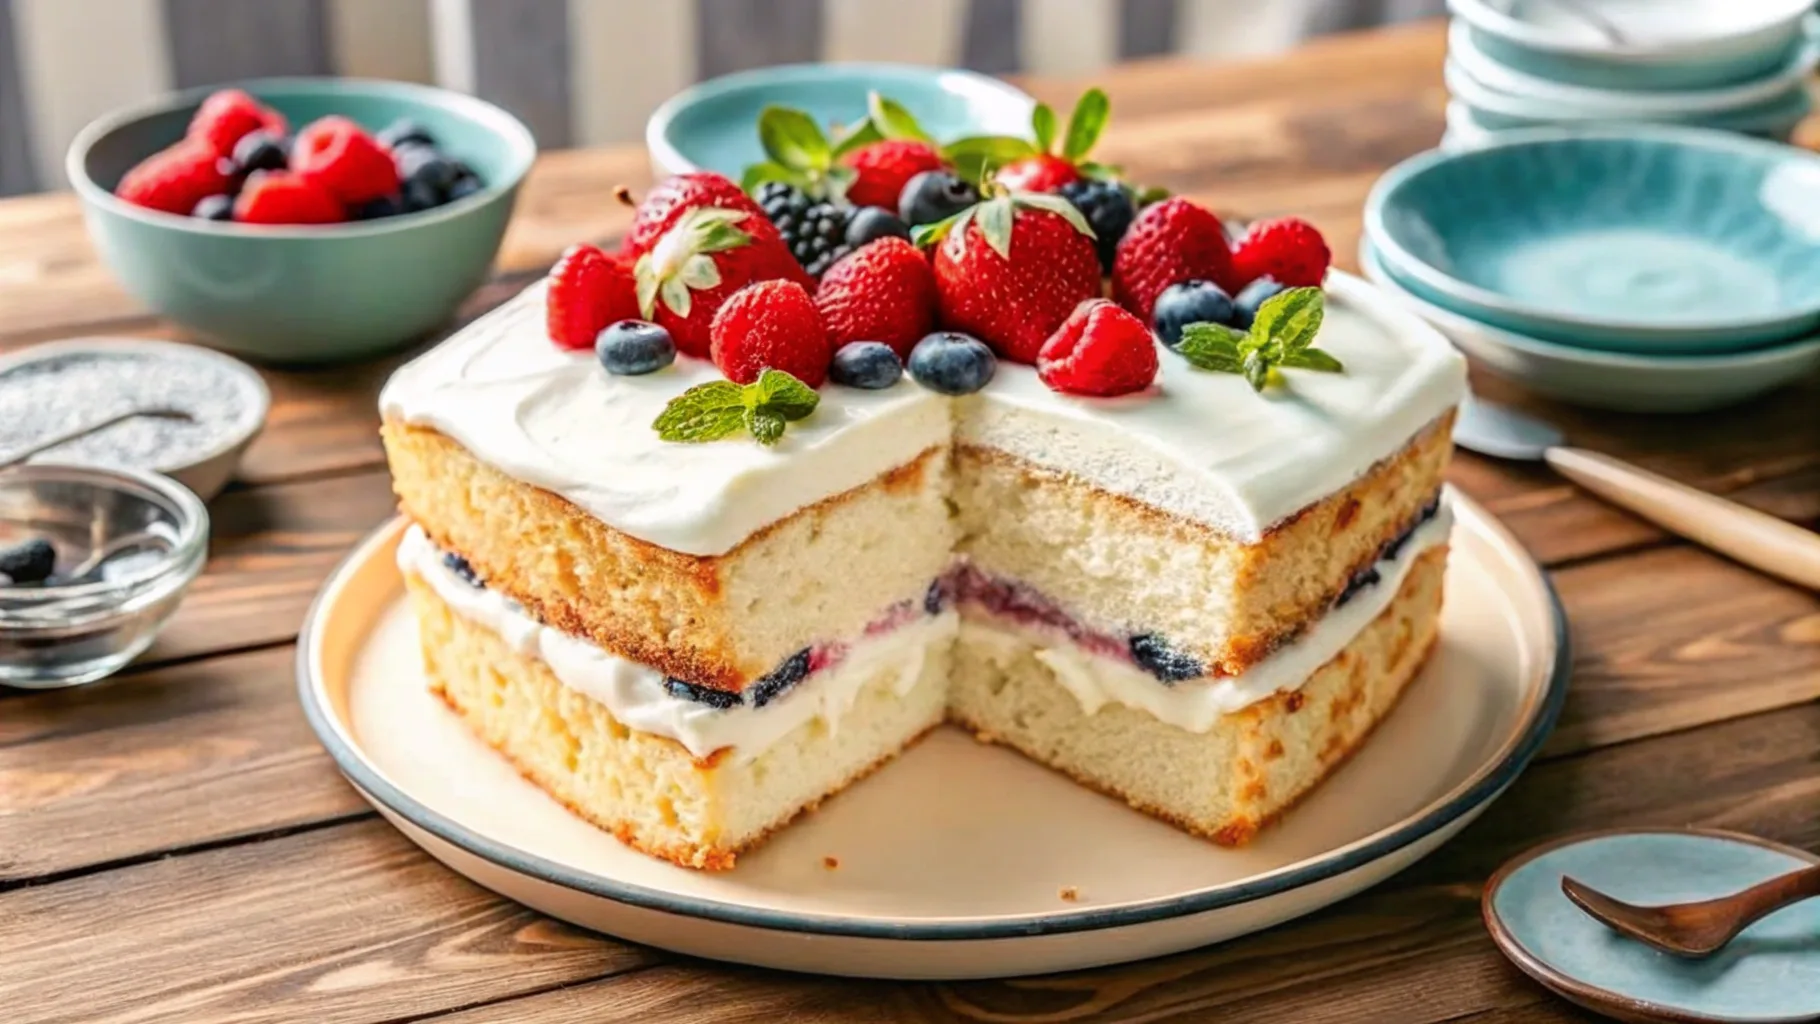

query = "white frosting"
[961, 503, 1454, 733]
[380, 272, 1466, 554]
[400, 525, 955, 762]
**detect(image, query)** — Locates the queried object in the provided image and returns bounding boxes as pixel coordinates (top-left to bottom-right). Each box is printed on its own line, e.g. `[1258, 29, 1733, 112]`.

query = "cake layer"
[380, 273, 1467, 557]
[385, 421, 953, 690]
[955, 414, 1453, 676]
[407, 569, 951, 870]
[948, 544, 1447, 846]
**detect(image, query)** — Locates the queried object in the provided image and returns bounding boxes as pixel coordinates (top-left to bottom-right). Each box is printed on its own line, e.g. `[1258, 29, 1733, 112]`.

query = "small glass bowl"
[0, 464, 208, 688]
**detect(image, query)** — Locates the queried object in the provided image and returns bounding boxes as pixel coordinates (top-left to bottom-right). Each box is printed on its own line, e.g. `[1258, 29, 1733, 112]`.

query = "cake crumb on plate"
[823, 855, 840, 870]
[1059, 886, 1080, 902]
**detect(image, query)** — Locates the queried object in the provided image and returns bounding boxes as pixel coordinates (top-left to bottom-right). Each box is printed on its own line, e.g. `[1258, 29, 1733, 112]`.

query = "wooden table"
[4, 20, 1817, 1024]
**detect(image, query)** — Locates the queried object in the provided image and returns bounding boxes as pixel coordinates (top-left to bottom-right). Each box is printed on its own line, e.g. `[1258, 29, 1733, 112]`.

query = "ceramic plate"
[298, 491, 1568, 979]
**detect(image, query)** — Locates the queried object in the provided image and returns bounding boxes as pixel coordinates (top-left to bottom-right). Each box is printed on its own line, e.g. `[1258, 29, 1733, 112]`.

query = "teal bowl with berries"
[67, 77, 536, 365]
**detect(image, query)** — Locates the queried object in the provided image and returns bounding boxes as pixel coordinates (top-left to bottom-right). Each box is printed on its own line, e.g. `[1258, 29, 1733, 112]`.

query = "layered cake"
[380, 138, 1466, 869]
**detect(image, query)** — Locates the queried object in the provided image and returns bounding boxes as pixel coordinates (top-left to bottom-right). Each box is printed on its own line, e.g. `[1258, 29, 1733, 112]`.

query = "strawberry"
[188, 89, 287, 158]
[1111, 197, 1238, 323]
[291, 116, 398, 205]
[996, 154, 1080, 193]
[814, 238, 936, 358]
[620, 173, 810, 290]
[930, 193, 1102, 364]
[634, 206, 780, 358]
[232, 171, 343, 225]
[711, 280, 832, 387]
[547, 243, 639, 351]
[1230, 217, 1331, 289]
[1037, 299, 1158, 397]
[840, 139, 946, 211]
[115, 140, 234, 216]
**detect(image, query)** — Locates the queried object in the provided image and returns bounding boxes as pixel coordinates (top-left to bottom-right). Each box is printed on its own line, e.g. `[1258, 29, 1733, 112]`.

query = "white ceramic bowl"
[1361, 242, 1820, 413]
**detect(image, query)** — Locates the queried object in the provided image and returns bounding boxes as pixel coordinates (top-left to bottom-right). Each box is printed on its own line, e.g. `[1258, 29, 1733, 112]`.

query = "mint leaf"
[1061, 87, 1109, 162]
[757, 105, 830, 170]
[741, 160, 812, 194]
[1251, 287, 1324, 357]
[943, 135, 1039, 184]
[654, 381, 747, 443]
[1242, 350, 1270, 392]
[1031, 103, 1057, 153]
[1133, 183, 1171, 207]
[1175, 323, 1247, 373]
[830, 117, 884, 159]
[751, 368, 819, 419]
[745, 407, 786, 445]
[1077, 161, 1124, 181]
[868, 92, 932, 142]
[1277, 348, 1344, 373]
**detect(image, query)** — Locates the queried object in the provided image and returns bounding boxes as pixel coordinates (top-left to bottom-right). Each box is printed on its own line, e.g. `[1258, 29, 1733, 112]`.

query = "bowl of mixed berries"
[67, 78, 535, 364]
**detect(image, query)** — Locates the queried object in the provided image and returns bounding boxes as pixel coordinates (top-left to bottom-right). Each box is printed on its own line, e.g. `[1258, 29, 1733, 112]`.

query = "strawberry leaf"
[910, 207, 972, 247]
[976, 196, 1015, 259]
[660, 277, 692, 318]
[1013, 191, 1096, 238]
[830, 117, 884, 159]
[633, 253, 661, 319]
[653, 381, 747, 443]
[1031, 103, 1057, 153]
[943, 135, 1040, 185]
[678, 254, 720, 291]
[868, 92, 933, 142]
[757, 105, 831, 170]
[1061, 87, 1109, 162]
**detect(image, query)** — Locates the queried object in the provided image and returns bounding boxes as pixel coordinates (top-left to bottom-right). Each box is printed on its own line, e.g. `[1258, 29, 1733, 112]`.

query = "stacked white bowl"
[1443, 0, 1819, 149]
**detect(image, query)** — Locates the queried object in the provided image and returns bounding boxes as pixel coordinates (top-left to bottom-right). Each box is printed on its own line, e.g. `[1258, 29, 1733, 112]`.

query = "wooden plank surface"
[2, 18, 1817, 1024]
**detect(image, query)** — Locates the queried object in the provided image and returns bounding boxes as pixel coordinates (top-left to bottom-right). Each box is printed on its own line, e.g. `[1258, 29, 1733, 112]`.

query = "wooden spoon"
[1562, 864, 1820, 958]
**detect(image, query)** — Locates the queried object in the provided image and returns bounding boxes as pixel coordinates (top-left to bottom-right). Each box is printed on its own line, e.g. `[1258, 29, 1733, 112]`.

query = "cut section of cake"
[377, 164, 1466, 870]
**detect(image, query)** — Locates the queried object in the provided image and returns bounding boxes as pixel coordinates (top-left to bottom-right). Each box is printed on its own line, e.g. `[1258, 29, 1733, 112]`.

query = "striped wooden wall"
[0, 0, 1442, 195]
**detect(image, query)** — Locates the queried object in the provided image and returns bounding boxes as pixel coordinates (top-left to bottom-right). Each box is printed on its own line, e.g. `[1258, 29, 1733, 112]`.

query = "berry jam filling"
[947, 563, 1130, 663]
[1335, 496, 1442, 608]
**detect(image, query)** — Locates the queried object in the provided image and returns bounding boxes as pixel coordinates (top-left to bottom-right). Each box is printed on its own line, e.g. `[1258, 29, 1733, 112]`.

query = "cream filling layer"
[399, 525, 955, 763]
[960, 503, 1453, 733]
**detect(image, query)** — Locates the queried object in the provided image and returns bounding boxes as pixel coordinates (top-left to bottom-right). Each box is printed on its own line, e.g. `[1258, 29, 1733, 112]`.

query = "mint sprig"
[743, 92, 932, 199]
[1175, 287, 1343, 392]
[653, 369, 821, 446]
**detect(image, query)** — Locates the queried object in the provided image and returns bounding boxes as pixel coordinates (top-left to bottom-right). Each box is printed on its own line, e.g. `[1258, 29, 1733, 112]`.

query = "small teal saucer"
[1484, 829, 1820, 1023]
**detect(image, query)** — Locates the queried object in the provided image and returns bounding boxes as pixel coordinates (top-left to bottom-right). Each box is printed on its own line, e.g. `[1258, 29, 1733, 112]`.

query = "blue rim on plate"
[296, 498, 1572, 942]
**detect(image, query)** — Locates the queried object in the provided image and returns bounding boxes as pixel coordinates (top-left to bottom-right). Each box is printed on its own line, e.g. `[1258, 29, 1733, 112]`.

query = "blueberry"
[0, 538, 57, 585]
[844, 207, 909, 248]
[828, 341, 902, 389]
[232, 130, 288, 174]
[898, 171, 979, 227]
[923, 576, 951, 615]
[401, 178, 443, 213]
[1232, 277, 1287, 329]
[353, 195, 403, 220]
[1058, 178, 1135, 271]
[445, 170, 484, 202]
[192, 194, 236, 222]
[395, 143, 459, 194]
[663, 678, 743, 709]
[750, 648, 812, 708]
[377, 118, 436, 150]
[595, 320, 676, 375]
[907, 332, 996, 395]
[441, 550, 483, 587]
[1129, 634, 1203, 683]
[1153, 279, 1238, 346]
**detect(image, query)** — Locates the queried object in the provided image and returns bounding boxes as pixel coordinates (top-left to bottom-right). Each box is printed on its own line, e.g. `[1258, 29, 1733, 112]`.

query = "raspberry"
[232, 171, 344, 225]
[710, 279, 832, 387]
[840, 140, 947, 211]
[1036, 299, 1159, 397]
[187, 89, 287, 158]
[814, 237, 936, 358]
[115, 140, 234, 216]
[546, 243, 639, 351]
[1230, 217, 1330, 289]
[291, 116, 399, 205]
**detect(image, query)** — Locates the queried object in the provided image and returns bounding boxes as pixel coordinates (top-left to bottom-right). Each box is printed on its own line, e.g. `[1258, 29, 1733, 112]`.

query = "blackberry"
[750, 648, 812, 708]
[1129, 634, 1203, 684]
[756, 182, 852, 278]
[1058, 179, 1136, 272]
[663, 678, 743, 709]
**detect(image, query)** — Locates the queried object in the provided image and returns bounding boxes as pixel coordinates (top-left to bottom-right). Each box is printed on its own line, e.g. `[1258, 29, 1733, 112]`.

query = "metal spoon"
[1454, 396, 1820, 590]
[0, 406, 192, 471]
[1562, 865, 1820, 958]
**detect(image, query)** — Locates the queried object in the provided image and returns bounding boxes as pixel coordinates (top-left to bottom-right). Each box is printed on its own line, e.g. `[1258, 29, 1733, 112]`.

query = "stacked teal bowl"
[1362, 127, 1820, 412]
[1442, 0, 1816, 149]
